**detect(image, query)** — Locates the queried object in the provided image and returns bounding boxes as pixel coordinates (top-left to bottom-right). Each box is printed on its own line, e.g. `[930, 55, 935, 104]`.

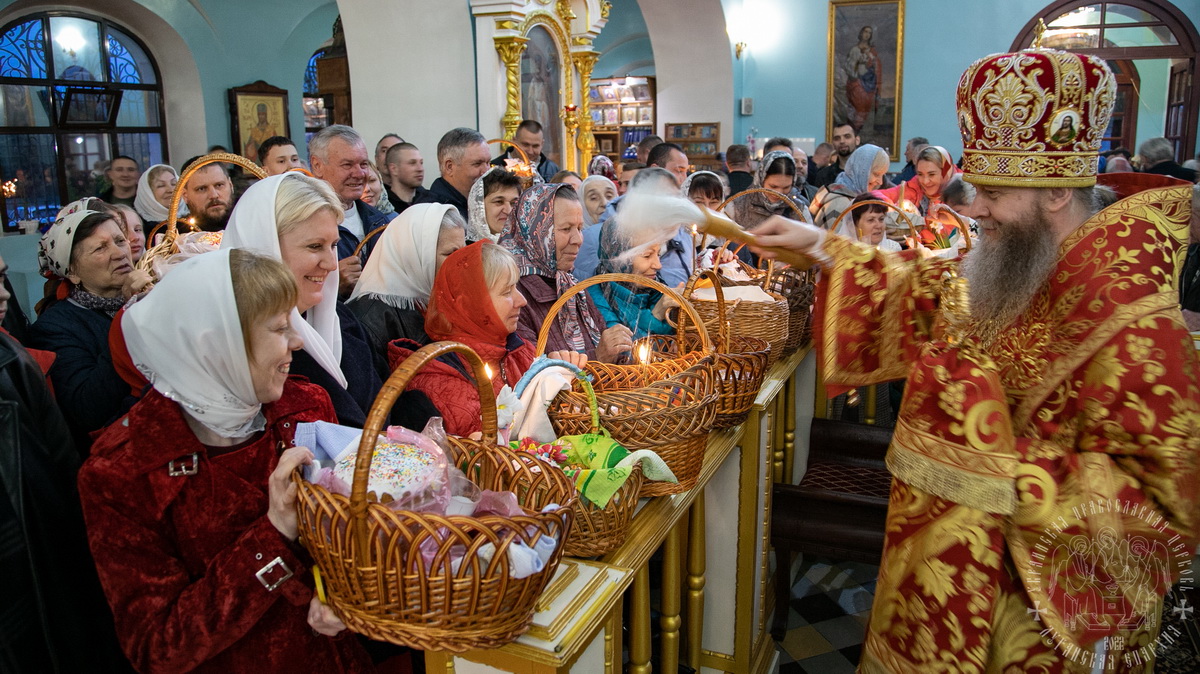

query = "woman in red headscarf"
[387, 241, 584, 437]
[879, 145, 960, 216]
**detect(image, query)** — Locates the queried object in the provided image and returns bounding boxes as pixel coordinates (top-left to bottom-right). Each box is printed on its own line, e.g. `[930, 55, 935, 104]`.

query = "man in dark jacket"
[812, 122, 860, 188]
[726, 144, 754, 194]
[489, 119, 560, 183]
[0, 266, 127, 672]
[308, 125, 392, 297]
[1139, 137, 1198, 183]
[415, 127, 492, 220]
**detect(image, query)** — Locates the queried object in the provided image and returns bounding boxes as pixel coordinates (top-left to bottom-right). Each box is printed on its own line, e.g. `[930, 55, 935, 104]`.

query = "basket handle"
[829, 198, 919, 243]
[716, 186, 806, 221]
[928, 205, 974, 252]
[149, 153, 267, 244]
[533, 273, 712, 357]
[486, 138, 531, 166]
[575, 371, 603, 434]
[349, 341, 498, 560]
[352, 223, 389, 259]
[680, 269, 730, 351]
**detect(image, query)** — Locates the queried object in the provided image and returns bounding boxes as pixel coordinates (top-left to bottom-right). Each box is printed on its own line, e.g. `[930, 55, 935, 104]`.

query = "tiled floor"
[775, 555, 878, 673]
[774, 556, 1200, 673]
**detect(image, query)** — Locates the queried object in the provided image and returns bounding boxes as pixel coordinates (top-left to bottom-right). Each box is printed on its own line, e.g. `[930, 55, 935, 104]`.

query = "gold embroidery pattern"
[957, 49, 1116, 186]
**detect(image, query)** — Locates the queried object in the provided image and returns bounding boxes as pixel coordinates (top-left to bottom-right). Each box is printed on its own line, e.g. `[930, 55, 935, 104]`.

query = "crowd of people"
[1, 43, 1199, 672]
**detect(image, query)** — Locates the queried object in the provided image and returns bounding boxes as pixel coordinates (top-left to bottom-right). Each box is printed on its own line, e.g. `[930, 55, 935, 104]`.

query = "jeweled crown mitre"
[957, 46, 1116, 187]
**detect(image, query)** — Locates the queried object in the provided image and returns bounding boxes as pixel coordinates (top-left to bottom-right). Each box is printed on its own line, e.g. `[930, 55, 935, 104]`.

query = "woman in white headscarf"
[348, 203, 466, 364]
[133, 164, 188, 227]
[78, 248, 376, 673]
[465, 167, 522, 242]
[222, 172, 383, 427]
[579, 174, 617, 227]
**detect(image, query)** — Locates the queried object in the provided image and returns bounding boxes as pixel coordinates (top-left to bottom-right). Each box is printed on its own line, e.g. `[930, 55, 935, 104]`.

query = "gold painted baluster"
[783, 374, 797, 482]
[686, 496, 707, 670]
[660, 521, 684, 673]
[629, 565, 653, 674]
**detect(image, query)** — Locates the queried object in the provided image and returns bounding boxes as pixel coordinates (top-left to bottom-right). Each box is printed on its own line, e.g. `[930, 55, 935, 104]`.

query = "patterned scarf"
[500, 184, 601, 353]
[69, 285, 126, 317]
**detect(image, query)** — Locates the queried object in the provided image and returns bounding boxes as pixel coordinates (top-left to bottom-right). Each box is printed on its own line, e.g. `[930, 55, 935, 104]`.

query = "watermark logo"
[1026, 498, 1193, 669]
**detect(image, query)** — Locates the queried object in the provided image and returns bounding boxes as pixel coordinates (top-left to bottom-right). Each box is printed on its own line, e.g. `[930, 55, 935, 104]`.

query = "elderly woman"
[810, 144, 890, 237]
[389, 241, 584, 437]
[348, 203, 465, 362]
[29, 200, 153, 451]
[849, 192, 902, 252]
[222, 173, 383, 427]
[134, 163, 187, 229]
[465, 167, 522, 242]
[79, 249, 376, 673]
[586, 219, 676, 340]
[501, 184, 632, 362]
[580, 174, 617, 227]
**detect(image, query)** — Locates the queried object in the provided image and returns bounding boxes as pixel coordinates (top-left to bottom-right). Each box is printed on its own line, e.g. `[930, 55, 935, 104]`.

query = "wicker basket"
[536, 274, 718, 497]
[293, 341, 576, 652]
[683, 266, 789, 367]
[660, 270, 771, 429]
[140, 153, 266, 273]
[557, 373, 645, 558]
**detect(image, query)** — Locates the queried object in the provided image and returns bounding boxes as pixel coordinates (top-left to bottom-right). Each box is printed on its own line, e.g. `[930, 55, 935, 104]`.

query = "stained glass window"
[0, 13, 165, 229]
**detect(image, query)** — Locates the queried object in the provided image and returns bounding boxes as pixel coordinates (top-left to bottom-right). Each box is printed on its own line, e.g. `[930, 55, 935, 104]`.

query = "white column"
[338, 0, 478, 163]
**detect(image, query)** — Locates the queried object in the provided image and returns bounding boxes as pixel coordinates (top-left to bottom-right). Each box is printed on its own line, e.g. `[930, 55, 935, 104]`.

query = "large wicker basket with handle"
[683, 264, 789, 367]
[553, 370, 644, 558]
[661, 270, 771, 429]
[535, 274, 718, 497]
[293, 341, 576, 652]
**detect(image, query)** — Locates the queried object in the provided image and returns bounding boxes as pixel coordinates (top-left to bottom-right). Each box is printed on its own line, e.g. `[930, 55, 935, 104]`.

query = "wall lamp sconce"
[735, 41, 748, 59]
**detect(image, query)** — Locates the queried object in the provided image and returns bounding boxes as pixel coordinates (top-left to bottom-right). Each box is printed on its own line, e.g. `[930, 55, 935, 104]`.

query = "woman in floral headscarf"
[725, 150, 808, 232]
[29, 199, 153, 451]
[465, 167, 522, 243]
[878, 145, 960, 217]
[588, 154, 617, 183]
[500, 184, 632, 363]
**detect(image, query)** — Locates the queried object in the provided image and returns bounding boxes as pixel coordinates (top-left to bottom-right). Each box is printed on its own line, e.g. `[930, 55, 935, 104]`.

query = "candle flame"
[483, 363, 494, 380]
[637, 342, 650, 364]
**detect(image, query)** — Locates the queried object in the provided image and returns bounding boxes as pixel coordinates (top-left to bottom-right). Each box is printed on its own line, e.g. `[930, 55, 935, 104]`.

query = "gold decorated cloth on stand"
[814, 176, 1200, 673]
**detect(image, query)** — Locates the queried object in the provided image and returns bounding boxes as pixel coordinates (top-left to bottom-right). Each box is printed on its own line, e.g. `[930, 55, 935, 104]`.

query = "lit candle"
[483, 363, 494, 381]
[637, 341, 650, 365]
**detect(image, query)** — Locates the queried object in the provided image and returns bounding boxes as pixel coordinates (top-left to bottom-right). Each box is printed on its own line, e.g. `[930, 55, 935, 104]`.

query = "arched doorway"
[1013, 0, 1199, 162]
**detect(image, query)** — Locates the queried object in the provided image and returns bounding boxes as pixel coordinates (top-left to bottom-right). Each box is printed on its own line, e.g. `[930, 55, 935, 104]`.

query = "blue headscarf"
[834, 144, 889, 194]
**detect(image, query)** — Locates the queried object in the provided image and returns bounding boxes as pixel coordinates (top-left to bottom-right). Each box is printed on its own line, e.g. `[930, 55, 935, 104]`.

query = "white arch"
[0, 0, 207, 163]
[637, 0, 734, 150]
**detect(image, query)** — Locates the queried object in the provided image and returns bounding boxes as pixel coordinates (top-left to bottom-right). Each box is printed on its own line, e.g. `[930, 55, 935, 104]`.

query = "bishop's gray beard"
[960, 211, 1059, 333]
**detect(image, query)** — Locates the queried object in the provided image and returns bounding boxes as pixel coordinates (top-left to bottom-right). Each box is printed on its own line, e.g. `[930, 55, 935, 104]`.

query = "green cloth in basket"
[558, 432, 677, 508]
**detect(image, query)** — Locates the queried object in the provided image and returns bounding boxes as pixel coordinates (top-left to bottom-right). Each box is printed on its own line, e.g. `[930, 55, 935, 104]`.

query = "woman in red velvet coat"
[78, 249, 376, 673]
[389, 240, 585, 437]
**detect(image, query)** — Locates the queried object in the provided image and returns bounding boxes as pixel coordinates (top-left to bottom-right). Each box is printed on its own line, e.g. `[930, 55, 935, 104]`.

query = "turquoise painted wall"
[698, 0, 1200, 168]
[593, 0, 653, 78]
[0, 0, 339, 161]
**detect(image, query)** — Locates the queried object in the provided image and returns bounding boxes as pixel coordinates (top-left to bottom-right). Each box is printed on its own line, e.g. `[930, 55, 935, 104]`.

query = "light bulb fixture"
[55, 26, 85, 57]
[735, 41, 748, 59]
